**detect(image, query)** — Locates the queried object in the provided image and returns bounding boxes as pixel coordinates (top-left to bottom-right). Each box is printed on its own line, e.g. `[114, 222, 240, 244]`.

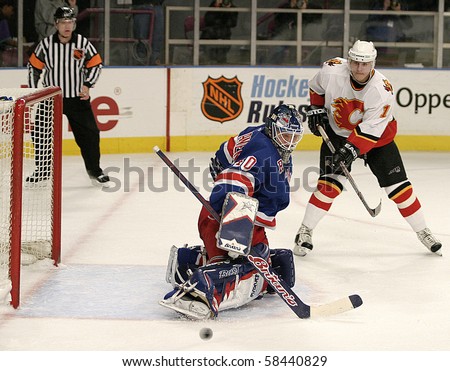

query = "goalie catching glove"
[306, 105, 328, 136]
[332, 141, 360, 171]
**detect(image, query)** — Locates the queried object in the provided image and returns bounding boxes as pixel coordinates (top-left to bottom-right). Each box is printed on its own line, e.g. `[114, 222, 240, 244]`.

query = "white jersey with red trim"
[309, 57, 397, 154]
[210, 125, 292, 229]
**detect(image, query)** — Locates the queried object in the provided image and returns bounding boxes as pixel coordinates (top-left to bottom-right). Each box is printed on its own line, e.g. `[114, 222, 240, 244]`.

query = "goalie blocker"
[217, 192, 259, 258]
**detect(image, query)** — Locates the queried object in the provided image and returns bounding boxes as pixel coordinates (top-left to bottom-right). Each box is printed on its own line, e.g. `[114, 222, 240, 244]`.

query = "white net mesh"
[0, 88, 61, 306]
[0, 90, 17, 294]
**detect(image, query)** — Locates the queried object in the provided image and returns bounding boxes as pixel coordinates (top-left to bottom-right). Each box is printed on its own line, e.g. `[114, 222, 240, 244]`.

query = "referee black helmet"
[54, 7, 75, 22]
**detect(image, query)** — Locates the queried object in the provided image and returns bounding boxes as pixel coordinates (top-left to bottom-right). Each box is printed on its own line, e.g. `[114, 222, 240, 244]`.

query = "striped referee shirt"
[28, 33, 102, 98]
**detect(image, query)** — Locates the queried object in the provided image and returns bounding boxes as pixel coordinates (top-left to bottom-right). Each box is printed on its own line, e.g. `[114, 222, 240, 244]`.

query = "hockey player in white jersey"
[294, 40, 442, 257]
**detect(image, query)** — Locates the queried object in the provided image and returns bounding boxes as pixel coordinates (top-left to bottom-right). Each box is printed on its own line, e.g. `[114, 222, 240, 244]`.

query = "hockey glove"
[306, 105, 329, 136]
[332, 142, 360, 171]
[209, 156, 224, 181]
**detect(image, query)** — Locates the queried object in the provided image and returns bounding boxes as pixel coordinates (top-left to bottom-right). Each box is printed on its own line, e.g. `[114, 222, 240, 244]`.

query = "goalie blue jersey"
[209, 125, 293, 229]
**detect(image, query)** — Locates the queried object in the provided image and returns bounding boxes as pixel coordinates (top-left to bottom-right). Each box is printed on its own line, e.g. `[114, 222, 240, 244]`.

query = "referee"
[27, 6, 110, 187]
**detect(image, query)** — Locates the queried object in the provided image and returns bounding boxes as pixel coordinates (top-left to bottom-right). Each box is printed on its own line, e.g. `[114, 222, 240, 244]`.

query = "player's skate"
[293, 224, 313, 256]
[159, 286, 213, 320]
[417, 228, 442, 256]
[89, 171, 112, 188]
[25, 169, 50, 186]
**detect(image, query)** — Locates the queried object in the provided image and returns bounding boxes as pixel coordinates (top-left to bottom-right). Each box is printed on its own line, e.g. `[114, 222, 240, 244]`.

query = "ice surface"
[0, 151, 448, 361]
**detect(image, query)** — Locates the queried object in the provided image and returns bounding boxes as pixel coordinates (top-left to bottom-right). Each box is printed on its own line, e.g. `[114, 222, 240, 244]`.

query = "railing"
[4, 0, 450, 68]
[165, 1, 450, 68]
[1, 4, 155, 68]
[77, 8, 155, 45]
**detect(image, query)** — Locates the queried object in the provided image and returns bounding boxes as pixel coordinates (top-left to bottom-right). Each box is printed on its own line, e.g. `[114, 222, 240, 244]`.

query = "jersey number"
[380, 105, 391, 118]
[234, 156, 257, 171]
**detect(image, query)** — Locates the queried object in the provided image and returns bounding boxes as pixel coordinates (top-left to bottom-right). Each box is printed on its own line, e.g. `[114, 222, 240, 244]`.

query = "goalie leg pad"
[204, 242, 270, 313]
[165, 245, 206, 286]
[161, 243, 270, 318]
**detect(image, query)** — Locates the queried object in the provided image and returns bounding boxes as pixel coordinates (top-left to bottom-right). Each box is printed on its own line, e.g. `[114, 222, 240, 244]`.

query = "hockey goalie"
[159, 104, 305, 320]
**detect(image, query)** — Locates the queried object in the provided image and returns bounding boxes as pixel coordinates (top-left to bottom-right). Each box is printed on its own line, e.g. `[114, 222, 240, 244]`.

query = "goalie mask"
[265, 104, 304, 163]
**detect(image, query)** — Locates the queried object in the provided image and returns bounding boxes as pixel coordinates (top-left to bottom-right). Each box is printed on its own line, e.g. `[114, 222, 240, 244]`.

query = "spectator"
[321, 0, 344, 41]
[360, 0, 413, 65]
[24, 0, 38, 43]
[35, 0, 78, 41]
[73, 0, 91, 38]
[0, 0, 31, 66]
[131, 0, 164, 65]
[27, 7, 110, 187]
[407, 1, 437, 11]
[201, 0, 238, 64]
[271, 0, 322, 39]
[363, 0, 412, 42]
[268, 0, 322, 64]
[0, 0, 16, 48]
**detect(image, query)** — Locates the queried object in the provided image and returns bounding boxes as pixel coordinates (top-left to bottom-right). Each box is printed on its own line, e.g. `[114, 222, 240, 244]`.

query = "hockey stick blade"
[310, 294, 363, 318]
[248, 248, 363, 319]
[316, 126, 382, 217]
[154, 147, 363, 319]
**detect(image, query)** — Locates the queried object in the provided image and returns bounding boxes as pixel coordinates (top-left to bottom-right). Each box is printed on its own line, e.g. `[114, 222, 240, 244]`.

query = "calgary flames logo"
[325, 58, 342, 67]
[331, 97, 365, 131]
[201, 76, 243, 123]
[383, 79, 394, 95]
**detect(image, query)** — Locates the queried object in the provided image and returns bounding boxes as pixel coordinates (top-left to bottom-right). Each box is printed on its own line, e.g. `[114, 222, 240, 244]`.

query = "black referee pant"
[63, 97, 102, 178]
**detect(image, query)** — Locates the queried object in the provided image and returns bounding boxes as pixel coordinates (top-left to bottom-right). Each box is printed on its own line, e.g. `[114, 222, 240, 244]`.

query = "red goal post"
[0, 87, 63, 308]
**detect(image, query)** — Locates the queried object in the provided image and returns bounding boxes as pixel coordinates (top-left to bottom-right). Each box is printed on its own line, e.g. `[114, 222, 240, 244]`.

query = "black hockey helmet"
[54, 6, 75, 22]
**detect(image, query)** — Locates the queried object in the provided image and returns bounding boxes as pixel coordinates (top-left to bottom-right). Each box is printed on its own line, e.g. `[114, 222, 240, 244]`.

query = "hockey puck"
[199, 327, 213, 340]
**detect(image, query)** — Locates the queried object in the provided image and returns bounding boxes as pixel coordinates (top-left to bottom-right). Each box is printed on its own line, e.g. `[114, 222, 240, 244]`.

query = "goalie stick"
[316, 125, 382, 218]
[153, 146, 363, 319]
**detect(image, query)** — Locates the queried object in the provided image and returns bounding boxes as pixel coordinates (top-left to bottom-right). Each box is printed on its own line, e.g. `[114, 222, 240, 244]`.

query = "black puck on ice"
[199, 327, 213, 340]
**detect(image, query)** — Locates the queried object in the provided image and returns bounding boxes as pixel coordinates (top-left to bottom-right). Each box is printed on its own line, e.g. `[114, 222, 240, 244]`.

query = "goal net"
[0, 87, 62, 308]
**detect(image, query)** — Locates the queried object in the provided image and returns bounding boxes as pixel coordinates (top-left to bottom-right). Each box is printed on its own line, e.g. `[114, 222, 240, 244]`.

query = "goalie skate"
[217, 192, 258, 257]
[159, 286, 213, 320]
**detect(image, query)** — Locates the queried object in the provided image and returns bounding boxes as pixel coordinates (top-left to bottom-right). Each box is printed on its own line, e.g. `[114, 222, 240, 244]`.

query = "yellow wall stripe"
[61, 135, 450, 155]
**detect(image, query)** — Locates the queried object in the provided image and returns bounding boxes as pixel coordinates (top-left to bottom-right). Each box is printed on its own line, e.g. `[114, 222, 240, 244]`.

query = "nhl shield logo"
[201, 76, 243, 123]
[73, 48, 85, 60]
